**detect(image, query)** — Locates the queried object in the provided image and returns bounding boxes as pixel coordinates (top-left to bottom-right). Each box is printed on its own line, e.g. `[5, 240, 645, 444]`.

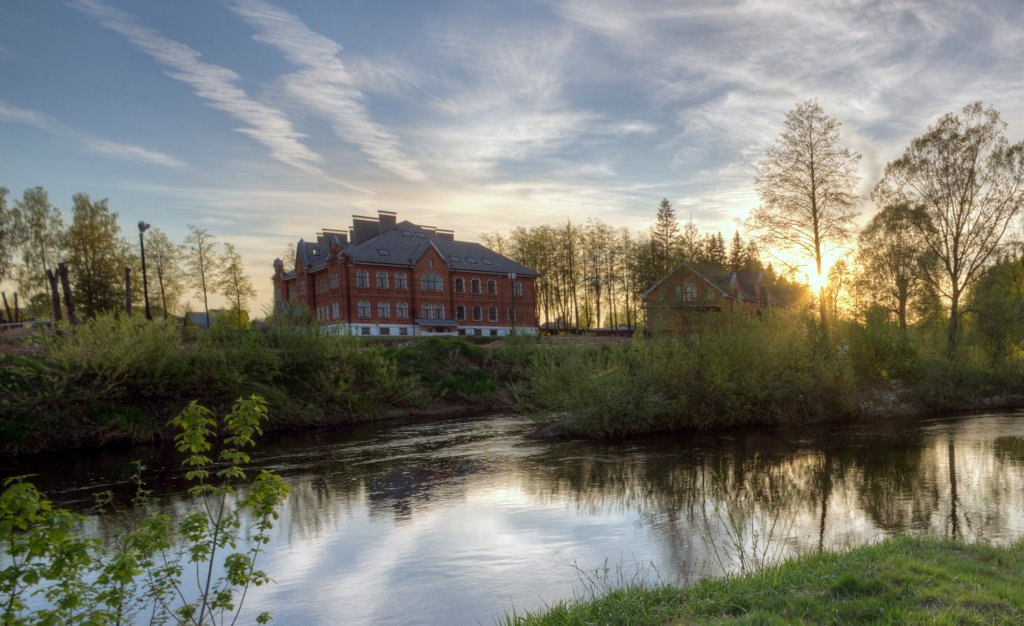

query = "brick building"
[642, 262, 777, 334]
[273, 211, 539, 336]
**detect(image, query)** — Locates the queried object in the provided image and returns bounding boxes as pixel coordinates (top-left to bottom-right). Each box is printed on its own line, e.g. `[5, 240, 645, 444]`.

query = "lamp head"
[138, 221, 151, 233]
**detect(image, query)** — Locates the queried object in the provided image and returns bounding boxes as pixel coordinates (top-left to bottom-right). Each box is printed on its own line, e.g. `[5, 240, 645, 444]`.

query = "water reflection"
[6, 410, 1024, 625]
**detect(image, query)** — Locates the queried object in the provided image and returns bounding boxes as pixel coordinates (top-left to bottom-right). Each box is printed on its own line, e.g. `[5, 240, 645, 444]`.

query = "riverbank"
[507, 535, 1024, 624]
[3, 312, 1022, 454]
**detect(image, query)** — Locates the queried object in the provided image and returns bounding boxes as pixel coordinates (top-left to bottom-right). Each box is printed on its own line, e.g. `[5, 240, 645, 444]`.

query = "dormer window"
[415, 232, 427, 239]
[466, 256, 477, 264]
[311, 248, 320, 256]
[401, 230, 413, 237]
[377, 248, 391, 256]
[481, 258, 493, 265]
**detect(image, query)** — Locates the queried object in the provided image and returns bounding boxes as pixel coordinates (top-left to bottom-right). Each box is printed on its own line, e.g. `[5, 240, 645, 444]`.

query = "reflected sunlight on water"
[7, 410, 1024, 625]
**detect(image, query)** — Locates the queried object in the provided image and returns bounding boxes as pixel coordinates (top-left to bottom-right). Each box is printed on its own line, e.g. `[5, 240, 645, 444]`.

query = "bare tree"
[183, 225, 220, 327]
[748, 100, 862, 334]
[873, 102, 1024, 357]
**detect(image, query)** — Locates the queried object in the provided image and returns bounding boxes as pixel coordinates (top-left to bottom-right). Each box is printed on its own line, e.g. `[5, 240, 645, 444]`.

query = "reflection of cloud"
[0, 99, 186, 168]
[232, 0, 428, 181]
[70, 0, 323, 176]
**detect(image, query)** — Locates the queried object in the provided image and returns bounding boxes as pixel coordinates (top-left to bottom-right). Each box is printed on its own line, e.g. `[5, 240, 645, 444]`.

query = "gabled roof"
[641, 261, 763, 302]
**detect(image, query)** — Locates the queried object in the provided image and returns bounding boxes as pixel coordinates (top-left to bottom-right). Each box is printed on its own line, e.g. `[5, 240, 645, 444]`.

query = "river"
[5, 409, 1024, 624]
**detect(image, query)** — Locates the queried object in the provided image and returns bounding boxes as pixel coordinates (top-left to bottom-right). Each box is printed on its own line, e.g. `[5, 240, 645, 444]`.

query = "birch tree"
[145, 227, 185, 317]
[219, 242, 257, 327]
[748, 100, 861, 334]
[184, 225, 219, 327]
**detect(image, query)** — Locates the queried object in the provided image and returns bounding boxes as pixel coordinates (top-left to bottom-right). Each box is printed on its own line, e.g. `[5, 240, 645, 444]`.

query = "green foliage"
[387, 337, 498, 401]
[520, 312, 857, 436]
[65, 193, 134, 319]
[0, 396, 289, 625]
[837, 309, 923, 382]
[967, 257, 1024, 367]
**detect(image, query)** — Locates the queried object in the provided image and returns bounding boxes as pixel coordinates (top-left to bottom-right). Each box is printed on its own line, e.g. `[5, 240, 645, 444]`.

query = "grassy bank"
[515, 312, 1024, 437]
[3, 309, 1022, 453]
[0, 315, 534, 453]
[508, 535, 1024, 625]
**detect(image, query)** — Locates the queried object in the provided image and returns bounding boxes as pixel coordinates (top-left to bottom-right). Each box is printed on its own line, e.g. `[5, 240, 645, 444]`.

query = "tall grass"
[519, 312, 857, 436]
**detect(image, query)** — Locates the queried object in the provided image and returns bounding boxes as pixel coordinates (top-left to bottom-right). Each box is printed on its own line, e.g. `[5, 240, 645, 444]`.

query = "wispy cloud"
[0, 101, 55, 130]
[68, 0, 324, 176]
[231, 0, 427, 182]
[419, 22, 654, 178]
[0, 99, 187, 168]
[85, 139, 187, 169]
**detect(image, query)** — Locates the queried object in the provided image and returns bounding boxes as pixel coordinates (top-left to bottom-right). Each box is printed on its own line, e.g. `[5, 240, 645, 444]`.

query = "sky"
[2, 0, 1024, 312]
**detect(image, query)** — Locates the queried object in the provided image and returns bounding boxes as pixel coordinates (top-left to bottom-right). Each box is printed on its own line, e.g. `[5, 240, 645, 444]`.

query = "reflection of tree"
[851, 433, 938, 533]
[15, 412, 1024, 587]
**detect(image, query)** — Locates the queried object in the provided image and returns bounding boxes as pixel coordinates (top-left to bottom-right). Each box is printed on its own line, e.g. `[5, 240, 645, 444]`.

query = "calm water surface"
[6, 409, 1024, 624]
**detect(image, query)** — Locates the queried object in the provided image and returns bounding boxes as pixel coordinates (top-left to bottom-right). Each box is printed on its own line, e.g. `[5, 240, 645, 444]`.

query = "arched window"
[433, 304, 445, 319]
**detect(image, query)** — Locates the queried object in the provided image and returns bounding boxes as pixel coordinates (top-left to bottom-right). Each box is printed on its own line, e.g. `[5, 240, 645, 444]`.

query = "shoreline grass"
[507, 535, 1024, 625]
[3, 309, 1023, 454]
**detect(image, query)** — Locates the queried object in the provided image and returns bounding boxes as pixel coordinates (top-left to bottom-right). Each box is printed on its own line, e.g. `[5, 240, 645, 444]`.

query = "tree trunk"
[58, 263, 78, 325]
[46, 269, 62, 322]
[948, 287, 961, 359]
[1, 292, 12, 324]
[125, 266, 133, 317]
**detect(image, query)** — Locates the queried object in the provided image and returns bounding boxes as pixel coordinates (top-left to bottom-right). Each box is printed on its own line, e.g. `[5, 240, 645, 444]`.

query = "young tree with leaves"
[854, 203, 936, 332]
[64, 194, 132, 319]
[0, 188, 12, 287]
[748, 100, 862, 334]
[145, 227, 185, 317]
[11, 186, 65, 301]
[184, 225, 220, 327]
[219, 242, 257, 327]
[873, 102, 1024, 358]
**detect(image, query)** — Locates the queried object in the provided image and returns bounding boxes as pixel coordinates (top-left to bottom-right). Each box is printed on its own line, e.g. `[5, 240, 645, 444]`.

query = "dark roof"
[290, 219, 538, 276]
[641, 261, 762, 302]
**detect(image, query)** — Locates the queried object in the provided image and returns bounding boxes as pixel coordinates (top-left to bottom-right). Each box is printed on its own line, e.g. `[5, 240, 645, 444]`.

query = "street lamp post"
[138, 221, 152, 320]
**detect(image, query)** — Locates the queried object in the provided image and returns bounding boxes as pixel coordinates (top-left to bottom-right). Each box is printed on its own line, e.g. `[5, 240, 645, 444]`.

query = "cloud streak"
[69, 0, 324, 176]
[0, 99, 187, 168]
[231, 0, 427, 182]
